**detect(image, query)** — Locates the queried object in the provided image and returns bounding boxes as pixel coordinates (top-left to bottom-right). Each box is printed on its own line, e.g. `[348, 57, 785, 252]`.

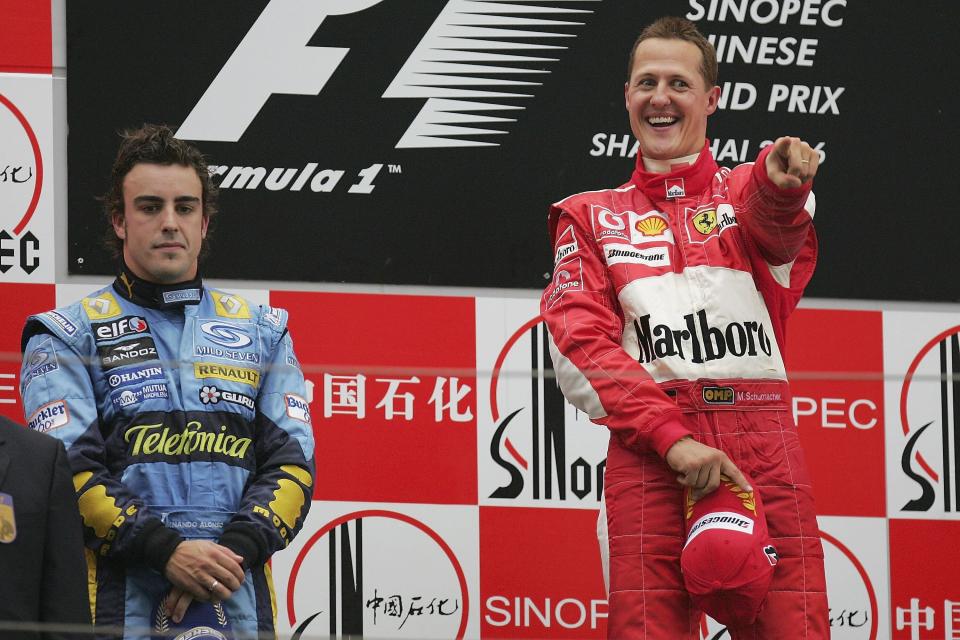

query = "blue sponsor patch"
[111, 382, 169, 409]
[194, 320, 261, 364]
[24, 338, 59, 386]
[106, 363, 165, 389]
[43, 311, 78, 336]
[162, 288, 202, 304]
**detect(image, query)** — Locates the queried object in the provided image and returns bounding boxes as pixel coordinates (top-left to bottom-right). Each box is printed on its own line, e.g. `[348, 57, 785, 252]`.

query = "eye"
[177, 204, 195, 214]
[671, 79, 689, 89]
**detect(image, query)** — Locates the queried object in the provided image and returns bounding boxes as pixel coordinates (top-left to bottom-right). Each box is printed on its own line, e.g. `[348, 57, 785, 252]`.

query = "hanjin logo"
[898, 326, 960, 514]
[177, 1, 595, 148]
[286, 511, 468, 638]
[484, 317, 606, 506]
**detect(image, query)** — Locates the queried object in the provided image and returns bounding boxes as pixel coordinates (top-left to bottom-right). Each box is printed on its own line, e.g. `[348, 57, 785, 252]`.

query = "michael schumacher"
[19, 125, 314, 639]
[540, 17, 828, 639]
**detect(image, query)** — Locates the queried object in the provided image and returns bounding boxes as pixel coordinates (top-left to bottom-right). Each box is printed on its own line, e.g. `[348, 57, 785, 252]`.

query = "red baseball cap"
[680, 474, 779, 626]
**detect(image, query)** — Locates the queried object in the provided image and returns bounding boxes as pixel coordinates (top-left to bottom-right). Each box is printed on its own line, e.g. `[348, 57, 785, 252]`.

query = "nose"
[159, 204, 179, 232]
[650, 80, 670, 107]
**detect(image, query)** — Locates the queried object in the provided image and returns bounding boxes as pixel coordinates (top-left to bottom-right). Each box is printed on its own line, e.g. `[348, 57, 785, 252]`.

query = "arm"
[542, 209, 750, 497]
[541, 209, 691, 458]
[735, 136, 819, 265]
[217, 324, 315, 571]
[40, 438, 93, 639]
[20, 327, 183, 571]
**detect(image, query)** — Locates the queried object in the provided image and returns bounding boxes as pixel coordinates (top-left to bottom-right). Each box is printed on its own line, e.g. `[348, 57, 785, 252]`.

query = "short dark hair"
[626, 17, 718, 87]
[102, 124, 218, 259]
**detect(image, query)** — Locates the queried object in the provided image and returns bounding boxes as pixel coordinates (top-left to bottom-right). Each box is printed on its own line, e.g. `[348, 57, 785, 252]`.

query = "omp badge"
[82, 291, 122, 320]
[702, 386, 735, 405]
[0, 493, 15, 543]
[212, 293, 250, 319]
[286, 510, 469, 638]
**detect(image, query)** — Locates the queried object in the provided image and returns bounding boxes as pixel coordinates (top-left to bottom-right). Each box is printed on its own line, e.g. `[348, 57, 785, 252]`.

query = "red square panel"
[786, 309, 885, 516]
[480, 506, 607, 638]
[889, 519, 960, 639]
[0, 282, 54, 421]
[0, 0, 52, 73]
[272, 291, 477, 504]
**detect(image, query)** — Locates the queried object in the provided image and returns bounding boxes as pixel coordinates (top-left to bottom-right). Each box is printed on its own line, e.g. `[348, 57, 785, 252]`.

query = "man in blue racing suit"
[20, 124, 315, 639]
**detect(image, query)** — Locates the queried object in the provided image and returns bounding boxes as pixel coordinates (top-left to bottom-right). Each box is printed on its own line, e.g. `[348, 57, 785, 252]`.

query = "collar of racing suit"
[111, 260, 205, 309]
[629, 139, 719, 203]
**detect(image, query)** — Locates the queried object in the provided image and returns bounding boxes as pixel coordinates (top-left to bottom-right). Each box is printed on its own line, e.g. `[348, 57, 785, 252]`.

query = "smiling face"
[113, 163, 208, 284]
[625, 37, 720, 161]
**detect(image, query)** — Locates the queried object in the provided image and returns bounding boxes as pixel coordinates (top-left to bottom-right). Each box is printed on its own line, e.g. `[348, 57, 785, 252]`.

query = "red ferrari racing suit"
[540, 141, 828, 639]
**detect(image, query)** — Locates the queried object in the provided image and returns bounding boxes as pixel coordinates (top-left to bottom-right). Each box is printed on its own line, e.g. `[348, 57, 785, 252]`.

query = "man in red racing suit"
[540, 17, 828, 639]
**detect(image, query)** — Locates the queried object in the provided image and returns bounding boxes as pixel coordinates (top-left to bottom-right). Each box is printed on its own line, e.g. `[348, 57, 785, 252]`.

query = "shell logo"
[635, 216, 667, 237]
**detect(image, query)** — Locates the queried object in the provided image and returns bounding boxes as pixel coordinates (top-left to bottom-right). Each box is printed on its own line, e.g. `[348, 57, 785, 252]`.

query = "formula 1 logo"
[176, 0, 596, 148]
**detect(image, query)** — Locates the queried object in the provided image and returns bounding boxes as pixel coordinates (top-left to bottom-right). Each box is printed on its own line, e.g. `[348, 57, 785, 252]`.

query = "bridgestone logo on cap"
[684, 511, 754, 548]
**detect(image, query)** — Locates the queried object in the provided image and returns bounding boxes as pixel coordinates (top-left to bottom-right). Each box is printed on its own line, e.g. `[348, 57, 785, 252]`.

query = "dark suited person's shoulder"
[0, 415, 61, 455]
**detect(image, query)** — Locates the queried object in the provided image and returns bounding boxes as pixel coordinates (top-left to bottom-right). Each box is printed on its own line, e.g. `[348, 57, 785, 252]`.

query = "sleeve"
[540, 206, 693, 458]
[40, 438, 93, 638]
[732, 143, 816, 266]
[20, 326, 183, 572]
[218, 323, 315, 570]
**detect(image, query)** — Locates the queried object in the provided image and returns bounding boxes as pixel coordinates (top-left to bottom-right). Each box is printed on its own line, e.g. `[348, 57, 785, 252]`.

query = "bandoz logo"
[0, 91, 43, 279]
[285, 510, 470, 639]
[477, 301, 608, 508]
[892, 320, 960, 518]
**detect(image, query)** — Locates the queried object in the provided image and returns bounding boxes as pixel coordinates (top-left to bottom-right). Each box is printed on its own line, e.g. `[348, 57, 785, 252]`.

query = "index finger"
[720, 458, 752, 492]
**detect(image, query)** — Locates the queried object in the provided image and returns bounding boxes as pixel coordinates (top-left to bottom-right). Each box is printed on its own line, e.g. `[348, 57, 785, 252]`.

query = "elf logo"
[176, 0, 594, 147]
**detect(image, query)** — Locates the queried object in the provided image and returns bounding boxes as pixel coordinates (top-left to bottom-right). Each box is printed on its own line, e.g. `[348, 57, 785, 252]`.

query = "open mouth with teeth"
[647, 116, 679, 128]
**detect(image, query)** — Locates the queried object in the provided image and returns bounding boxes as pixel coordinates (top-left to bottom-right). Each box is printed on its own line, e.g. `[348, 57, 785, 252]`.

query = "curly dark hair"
[101, 124, 218, 259]
[626, 17, 718, 87]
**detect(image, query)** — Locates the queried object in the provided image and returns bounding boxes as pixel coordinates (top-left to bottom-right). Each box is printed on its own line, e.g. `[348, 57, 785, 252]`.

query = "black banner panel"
[67, 1, 955, 300]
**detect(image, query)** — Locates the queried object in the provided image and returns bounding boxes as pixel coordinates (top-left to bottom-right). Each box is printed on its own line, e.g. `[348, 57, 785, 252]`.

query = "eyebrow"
[132, 195, 201, 205]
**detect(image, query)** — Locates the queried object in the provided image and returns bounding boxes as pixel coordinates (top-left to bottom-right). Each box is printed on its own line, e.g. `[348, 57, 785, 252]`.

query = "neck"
[642, 151, 700, 174]
[114, 260, 203, 309]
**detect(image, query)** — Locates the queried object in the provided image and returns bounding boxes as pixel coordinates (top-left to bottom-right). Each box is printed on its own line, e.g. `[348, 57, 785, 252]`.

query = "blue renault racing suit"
[20, 268, 315, 639]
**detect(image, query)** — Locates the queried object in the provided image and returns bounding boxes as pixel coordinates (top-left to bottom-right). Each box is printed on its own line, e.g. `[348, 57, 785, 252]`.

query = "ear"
[112, 212, 126, 240]
[624, 80, 630, 111]
[705, 84, 721, 116]
[201, 214, 209, 240]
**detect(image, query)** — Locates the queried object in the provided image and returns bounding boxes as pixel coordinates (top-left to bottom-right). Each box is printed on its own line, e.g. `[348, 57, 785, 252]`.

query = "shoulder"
[0, 415, 59, 454]
[205, 287, 290, 334]
[21, 284, 115, 351]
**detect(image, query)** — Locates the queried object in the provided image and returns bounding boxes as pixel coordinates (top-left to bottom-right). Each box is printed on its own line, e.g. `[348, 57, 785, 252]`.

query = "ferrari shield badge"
[0, 492, 16, 543]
